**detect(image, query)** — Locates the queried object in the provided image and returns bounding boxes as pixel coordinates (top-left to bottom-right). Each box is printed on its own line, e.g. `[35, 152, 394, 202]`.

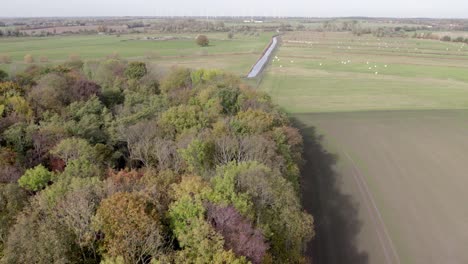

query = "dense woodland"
[0, 58, 314, 263]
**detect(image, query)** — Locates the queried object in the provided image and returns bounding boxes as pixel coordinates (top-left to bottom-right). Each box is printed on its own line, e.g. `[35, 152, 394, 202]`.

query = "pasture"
[0, 32, 273, 75]
[260, 31, 468, 263]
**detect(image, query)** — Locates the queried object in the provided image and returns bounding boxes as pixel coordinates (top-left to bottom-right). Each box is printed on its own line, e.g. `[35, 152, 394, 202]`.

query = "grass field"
[0, 32, 273, 75]
[261, 32, 468, 113]
[260, 32, 468, 263]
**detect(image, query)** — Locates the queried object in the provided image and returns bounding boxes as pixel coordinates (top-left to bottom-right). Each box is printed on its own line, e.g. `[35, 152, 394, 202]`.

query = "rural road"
[247, 36, 278, 78]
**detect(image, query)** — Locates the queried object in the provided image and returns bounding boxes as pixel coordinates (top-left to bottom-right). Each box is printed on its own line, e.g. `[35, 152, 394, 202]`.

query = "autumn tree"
[0, 183, 29, 252]
[28, 72, 71, 113]
[205, 202, 268, 264]
[1, 200, 80, 264]
[94, 192, 164, 263]
[71, 78, 102, 101]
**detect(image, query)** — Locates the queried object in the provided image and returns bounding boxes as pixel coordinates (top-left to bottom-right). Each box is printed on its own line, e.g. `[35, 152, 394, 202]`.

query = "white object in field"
[374, 65, 377, 68]
[375, 72, 378, 75]
[291, 60, 294, 63]
[368, 67, 372, 70]
[384, 65, 387, 67]
[280, 65, 282, 68]
[319, 63, 322, 66]
[347, 60, 351, 63]
[367, 61, 369, 64]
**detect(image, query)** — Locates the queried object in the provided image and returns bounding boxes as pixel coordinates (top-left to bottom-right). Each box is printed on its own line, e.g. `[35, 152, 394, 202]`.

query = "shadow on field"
[293, 119, 368, 264]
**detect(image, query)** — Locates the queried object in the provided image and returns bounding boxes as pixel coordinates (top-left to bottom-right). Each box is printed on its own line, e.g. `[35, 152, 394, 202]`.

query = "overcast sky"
[1, 0, 467, 18]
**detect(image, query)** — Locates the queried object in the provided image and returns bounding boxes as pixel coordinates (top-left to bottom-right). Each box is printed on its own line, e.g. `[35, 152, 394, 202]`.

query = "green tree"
[51, 137, 96, 163]
[160, 67, 192, 93]
[18, 164, 53, 192]
[125, 62, 147, 80]
[0, 184, 29, 252]
[62, 97, 112, 144]
[168, 176, 248, 264]
[159, 105, 208, 135]
[231, 109, 276, 135]
[179, 139, 215, 175]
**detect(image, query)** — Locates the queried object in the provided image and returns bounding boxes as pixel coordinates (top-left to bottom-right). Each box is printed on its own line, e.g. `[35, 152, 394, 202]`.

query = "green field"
[260, 31, 468, 263]
[261, 32, 468, 113]
[0, 32, 273, 75]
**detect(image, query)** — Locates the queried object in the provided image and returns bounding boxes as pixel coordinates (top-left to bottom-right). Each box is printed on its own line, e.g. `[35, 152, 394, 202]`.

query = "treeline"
[152, 19, 227, 33]
[411, 32, 468, 43]
[0, 58, 313, 263]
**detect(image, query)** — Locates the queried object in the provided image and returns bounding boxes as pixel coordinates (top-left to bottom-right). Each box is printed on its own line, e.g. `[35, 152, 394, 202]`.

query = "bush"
[0, 54, 12, 64]
[39, 56, 48, 63]
[0, 69, 8, 81]
[196, 35, 209, 47]
[24, 54, 34, 64]
[18, 164, 53, 191]
[454, 36, 465, 43]
[68, 53, 81, 61]
[441, 35, 451, 42]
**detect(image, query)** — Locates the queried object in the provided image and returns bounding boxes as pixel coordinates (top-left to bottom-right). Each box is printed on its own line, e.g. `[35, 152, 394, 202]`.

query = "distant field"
[261, 31, 468, 113]
[0, 32, 273, 75]
[260, 31, 468, 264]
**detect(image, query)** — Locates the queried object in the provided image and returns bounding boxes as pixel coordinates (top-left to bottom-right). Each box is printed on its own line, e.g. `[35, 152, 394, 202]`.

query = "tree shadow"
[293, 119, 369, 264]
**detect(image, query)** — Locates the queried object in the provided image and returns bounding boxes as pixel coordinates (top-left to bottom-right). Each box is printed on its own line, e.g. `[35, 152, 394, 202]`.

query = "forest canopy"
[0, 59, 313, 263]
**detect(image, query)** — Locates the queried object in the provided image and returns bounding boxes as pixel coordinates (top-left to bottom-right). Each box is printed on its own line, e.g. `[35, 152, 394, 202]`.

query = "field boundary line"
[343, 151, 401, 264]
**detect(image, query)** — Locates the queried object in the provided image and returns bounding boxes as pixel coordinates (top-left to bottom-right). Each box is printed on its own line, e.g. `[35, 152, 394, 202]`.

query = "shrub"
[0, 69, 8, 81]
[68, 53, 81, 61]
[441, 35, 451, 42]
[0, 54, 12, 64]
[24, 54, 34, 64]
[39, 56, 49, 63]
[454, 36, 465, 43]
[196, 35, 209, 47]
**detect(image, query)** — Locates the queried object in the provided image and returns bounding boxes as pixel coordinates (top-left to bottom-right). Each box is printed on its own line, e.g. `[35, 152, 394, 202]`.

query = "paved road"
[247, 36, 278, 78]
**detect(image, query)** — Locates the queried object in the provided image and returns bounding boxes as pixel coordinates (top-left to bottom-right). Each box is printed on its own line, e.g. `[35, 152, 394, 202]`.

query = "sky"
[1, 0, 467, 18]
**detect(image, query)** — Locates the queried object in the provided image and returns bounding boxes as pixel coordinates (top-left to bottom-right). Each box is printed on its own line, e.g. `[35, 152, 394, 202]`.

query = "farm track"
[343, 151, 401, 264]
